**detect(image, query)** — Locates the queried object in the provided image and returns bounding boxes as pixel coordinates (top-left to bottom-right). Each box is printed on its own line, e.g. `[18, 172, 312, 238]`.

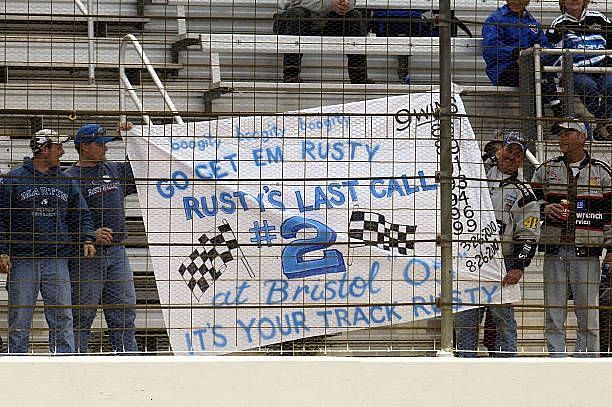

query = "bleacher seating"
[0, 0, 609, 354]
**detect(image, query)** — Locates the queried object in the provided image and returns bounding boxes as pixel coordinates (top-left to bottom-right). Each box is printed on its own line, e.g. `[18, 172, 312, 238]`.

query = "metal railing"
[74, 0, 96, 84]
[531, 46, 612, 161]
[119, 34, 185, 125]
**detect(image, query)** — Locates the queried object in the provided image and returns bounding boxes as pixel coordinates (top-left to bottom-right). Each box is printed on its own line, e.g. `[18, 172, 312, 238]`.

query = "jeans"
[573, 73, 612, 119]
[8, 258, 74, 353]
[544, 246, 601, 357]
[70, 245, 137, 353]
[455, 305, 518, 357]
[279, 7, 368, 83]
[601, 279, 612, 356]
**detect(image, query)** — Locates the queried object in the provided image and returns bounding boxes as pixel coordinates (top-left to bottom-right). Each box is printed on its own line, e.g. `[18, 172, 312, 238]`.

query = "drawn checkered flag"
[349, 210, 417, 255]
[178, 222, 250, 301]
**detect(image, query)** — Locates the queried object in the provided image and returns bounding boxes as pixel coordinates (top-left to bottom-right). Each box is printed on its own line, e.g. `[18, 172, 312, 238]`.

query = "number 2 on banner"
[281, 216, 346, 279]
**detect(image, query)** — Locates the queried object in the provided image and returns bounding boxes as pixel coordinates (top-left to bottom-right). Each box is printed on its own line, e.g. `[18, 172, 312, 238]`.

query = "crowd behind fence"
[0, 0, 610, 356]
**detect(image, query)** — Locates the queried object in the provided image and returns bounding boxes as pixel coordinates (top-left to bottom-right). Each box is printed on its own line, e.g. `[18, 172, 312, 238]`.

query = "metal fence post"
[438, 0, 454, 356]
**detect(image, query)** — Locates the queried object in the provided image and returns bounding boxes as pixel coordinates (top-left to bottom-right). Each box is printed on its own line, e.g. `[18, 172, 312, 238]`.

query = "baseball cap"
[30, 129, 71, 152]
[74, 124, 118, 145]
[503, 131, 528, 152]
[557, 121, 587, 134]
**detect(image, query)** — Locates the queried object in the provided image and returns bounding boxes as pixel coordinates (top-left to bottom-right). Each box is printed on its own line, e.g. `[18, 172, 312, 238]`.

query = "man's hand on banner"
[118, 121, 133, 132]
[95, 227, 114, 245]
[83, 241, 96, 258]
[502, 269, 523, 286]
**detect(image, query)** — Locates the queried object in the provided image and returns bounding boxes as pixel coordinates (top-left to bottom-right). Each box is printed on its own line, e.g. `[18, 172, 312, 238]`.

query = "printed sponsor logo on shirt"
[546, 169, 561, 183]
[504, 193, 517, 211]
[529, 25, 538, 33]
[589, 176, 601, 186]
[86, 175, 120, 197]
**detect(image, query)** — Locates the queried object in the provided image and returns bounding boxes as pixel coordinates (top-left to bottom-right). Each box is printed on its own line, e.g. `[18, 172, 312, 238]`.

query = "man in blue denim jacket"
[483, 0, 563, 117]
[64, 123, 139, 353]
[0, 129, 96, 353]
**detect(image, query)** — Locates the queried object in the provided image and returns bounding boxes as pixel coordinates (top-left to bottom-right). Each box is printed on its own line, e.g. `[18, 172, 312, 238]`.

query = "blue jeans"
[70, 245, 137, 353]
[544, 247, 601, 357]
[455, 305, 517, 357]
[573, 73, 612, 119]
[8, 258, 74, 353]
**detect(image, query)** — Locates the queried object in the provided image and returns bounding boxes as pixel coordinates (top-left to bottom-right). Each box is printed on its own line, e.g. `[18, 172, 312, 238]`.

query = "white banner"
[128, 92, 519, 354]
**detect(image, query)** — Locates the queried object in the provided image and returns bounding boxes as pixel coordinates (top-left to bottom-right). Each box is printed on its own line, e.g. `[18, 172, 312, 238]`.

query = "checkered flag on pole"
[178, 223, 241, 301]
[349, 210, 417, 255]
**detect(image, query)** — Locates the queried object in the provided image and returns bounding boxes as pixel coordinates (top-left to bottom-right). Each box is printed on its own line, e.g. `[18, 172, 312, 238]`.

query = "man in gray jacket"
[531, 121, 611, 357]
[455, 132, 540, 357]
[276, 0, 370, 83]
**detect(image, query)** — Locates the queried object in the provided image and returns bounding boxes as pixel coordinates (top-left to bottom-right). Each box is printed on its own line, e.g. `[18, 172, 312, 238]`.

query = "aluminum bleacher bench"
[2, 0, 146, 19]
[0, 36, 181, 80]
[178, 33, 517, 98]
[190, 33, 467, 86]
[154, 0, 568, 36]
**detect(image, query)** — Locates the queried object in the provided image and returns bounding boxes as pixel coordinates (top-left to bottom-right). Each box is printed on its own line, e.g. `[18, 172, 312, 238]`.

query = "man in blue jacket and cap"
[0, 129, 96, 353]
[65, 123, 139, 353]
[483, 0, 563, 119]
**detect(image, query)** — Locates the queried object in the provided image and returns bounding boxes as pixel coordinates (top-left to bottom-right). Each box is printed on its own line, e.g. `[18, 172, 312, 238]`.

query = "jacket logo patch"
[504, 193, 517, 210]
[589, 176, 600, 186]
[546, 169, 561, 183]
[529, 25, 538, 33]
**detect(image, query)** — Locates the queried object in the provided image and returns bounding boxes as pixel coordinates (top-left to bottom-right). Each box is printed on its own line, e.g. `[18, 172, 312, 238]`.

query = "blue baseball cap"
[74, 124, 118, 145]
[503, 131, 528, 152]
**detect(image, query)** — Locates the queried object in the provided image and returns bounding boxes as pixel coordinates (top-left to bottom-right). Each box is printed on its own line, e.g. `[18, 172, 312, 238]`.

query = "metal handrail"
[541, 48, 612, 73]
[74, 0, 96, 84]
[119, 34, 185, 126]
[530, 47, 611, 164]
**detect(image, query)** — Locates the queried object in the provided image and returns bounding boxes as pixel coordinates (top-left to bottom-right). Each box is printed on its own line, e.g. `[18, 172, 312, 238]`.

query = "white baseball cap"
[30, 129, 71, 152]
[558, 121, 587, 134]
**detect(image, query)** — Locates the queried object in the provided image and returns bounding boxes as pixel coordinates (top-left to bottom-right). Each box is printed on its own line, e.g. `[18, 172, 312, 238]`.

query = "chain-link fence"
[0, 0, 610, 357]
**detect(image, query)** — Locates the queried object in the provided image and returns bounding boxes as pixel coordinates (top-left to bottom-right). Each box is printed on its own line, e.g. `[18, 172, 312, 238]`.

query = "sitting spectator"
[482, 0, 562, 117]
[547, 0, 611, 140]
[276, 0, 371, 83]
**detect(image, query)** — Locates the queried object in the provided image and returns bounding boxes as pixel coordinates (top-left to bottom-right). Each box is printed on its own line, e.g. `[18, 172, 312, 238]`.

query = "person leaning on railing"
[0, 130, 96, 354]
[547, 0, 612, 140]
[531, 121, 612, 357]
[63, 122, 139, 354]
[482, 0, 563, 119]
[275, 0, 372, 84]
